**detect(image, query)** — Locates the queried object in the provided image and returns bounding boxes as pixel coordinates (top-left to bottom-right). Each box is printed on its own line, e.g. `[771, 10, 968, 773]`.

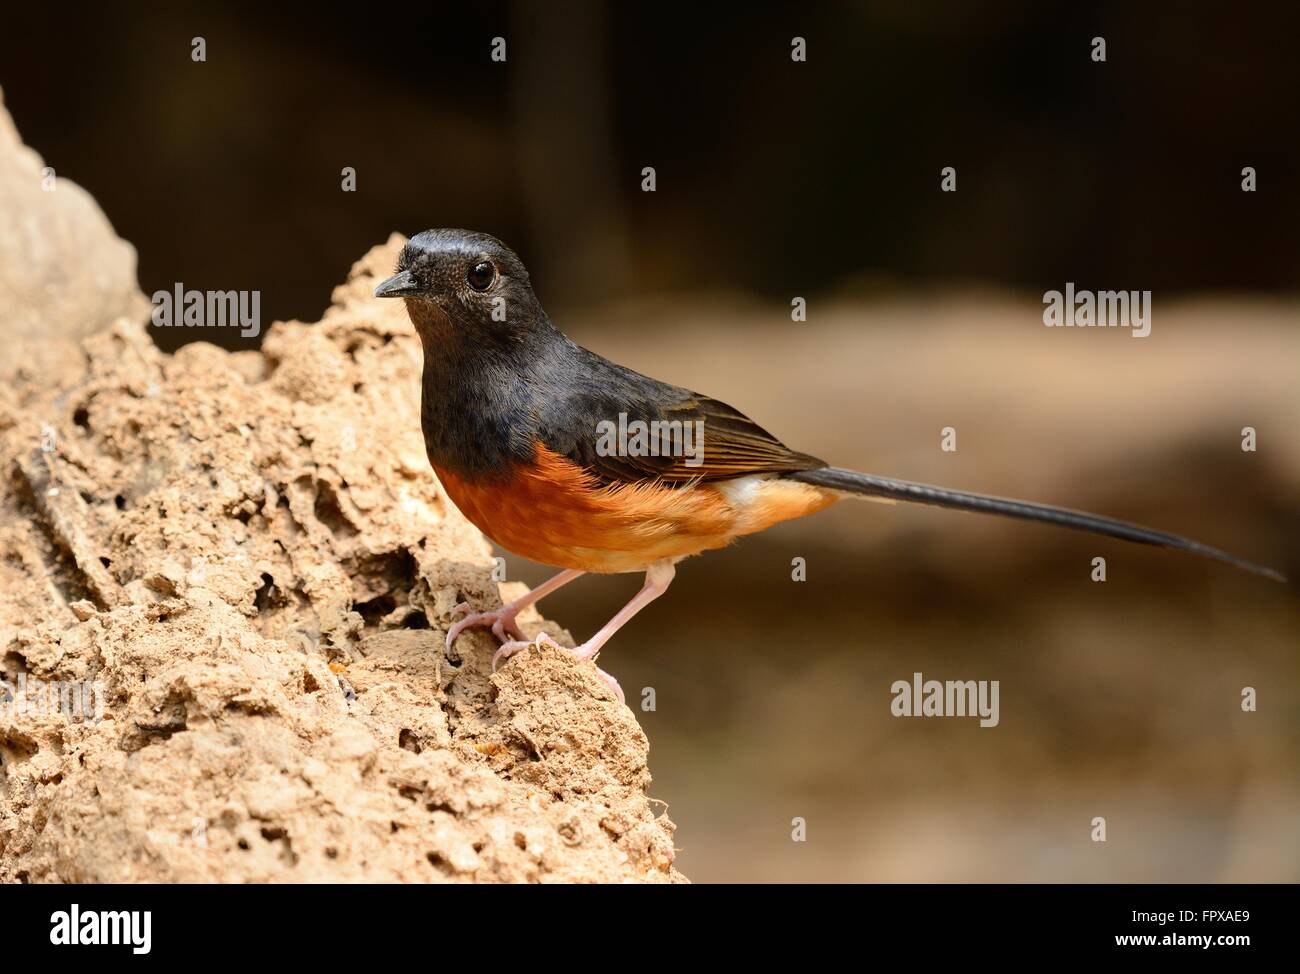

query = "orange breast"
[433, 446, 838, 573]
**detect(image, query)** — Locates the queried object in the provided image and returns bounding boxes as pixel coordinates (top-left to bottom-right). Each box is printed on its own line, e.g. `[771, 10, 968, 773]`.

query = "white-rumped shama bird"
[376, 229, 1283, 702]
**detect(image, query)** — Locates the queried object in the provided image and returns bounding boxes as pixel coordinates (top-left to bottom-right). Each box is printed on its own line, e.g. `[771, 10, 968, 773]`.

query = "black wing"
[534, 341, 825, 486]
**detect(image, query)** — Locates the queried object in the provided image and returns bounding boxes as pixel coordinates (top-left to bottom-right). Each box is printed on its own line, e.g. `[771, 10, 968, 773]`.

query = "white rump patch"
[714, 474, 773, 510]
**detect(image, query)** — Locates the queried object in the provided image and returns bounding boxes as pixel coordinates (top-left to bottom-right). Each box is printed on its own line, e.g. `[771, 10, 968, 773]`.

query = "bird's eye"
[466, 260, 496, 292]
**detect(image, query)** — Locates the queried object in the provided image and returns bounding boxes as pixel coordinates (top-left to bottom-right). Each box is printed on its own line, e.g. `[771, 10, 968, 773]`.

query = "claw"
[491, 633, 625, 705]
[445, 604, 525, 649]
[492, 631, 561, 671]
[594, 666, 625, 705]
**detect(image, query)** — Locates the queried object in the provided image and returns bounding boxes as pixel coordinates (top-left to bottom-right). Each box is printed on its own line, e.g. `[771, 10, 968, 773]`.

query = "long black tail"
[787, 467, 1285, 582]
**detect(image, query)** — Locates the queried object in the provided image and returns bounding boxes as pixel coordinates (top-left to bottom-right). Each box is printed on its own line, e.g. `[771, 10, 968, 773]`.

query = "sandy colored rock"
[0, 236, 683, 883]
[0, 85, 149, 370]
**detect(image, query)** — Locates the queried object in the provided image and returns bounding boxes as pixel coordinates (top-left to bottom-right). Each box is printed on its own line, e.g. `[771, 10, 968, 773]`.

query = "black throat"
[408, 298, 545, 483]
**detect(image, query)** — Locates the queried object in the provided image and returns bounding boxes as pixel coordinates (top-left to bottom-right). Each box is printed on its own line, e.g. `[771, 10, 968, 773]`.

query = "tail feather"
[787, 467, 1285, 582]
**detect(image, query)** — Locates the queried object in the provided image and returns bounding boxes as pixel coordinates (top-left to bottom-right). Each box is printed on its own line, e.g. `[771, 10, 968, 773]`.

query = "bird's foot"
[493, 632, 625, 705]
[491, 630, 563, 669]
[445, 601, 526, 648]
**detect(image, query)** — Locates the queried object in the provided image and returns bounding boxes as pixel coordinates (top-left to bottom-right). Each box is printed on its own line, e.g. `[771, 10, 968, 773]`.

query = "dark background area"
[2, 0, 1299, 350]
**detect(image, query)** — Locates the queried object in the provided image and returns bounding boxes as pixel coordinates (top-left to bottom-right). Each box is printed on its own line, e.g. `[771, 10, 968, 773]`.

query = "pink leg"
[493, 561, 677, 704]
[446, 568, 584, 648]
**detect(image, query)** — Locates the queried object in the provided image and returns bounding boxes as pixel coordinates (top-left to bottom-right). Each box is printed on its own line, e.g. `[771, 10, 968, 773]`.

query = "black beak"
[374, 269, 421, 298]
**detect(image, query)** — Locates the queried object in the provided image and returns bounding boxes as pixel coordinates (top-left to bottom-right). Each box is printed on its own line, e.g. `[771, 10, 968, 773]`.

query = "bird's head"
[374, 229, 542, 342]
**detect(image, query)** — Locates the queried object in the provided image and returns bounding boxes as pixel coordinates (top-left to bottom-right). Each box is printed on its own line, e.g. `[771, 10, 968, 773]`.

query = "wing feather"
[534, 343, 825, 487]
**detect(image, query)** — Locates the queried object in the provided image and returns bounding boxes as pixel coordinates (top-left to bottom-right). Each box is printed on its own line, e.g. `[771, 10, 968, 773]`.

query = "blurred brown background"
[2, 1, 1296, 881]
